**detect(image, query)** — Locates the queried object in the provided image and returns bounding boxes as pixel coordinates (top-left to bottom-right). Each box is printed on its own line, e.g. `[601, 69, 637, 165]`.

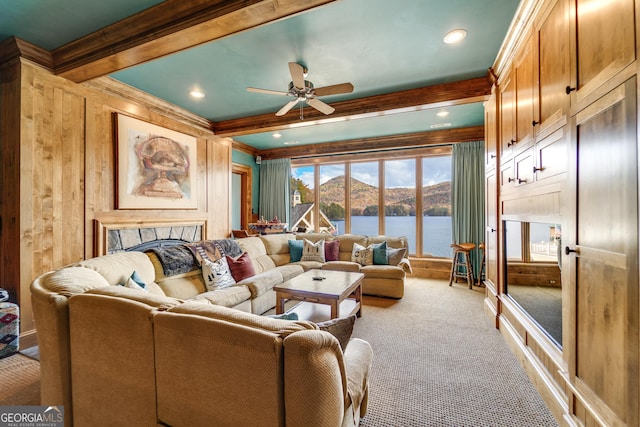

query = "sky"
[292, 156, 451, 189]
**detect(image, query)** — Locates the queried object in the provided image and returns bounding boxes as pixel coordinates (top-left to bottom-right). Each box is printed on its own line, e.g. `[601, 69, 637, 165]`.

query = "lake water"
[333, 216, 452, 257]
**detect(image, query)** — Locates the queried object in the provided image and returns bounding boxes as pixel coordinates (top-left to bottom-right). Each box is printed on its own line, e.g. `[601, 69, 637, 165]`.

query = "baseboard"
[19, 329, 38, 350]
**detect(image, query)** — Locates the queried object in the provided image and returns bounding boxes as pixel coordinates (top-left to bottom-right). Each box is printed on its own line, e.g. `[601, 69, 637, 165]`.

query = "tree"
[363, 205, 378, 216]
[291, 177, 313, 203]
[321, 202, 345, 220]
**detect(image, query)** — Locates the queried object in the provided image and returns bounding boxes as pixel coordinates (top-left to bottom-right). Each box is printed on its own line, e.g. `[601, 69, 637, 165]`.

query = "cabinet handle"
[565, 86, 576, 95]
[565, 246, 579, 255]
[507, 139, 516, 147]
[532, 120, 539, 126]
[508, 177, 515, 183]
[518, 178, 527, 184]
[490, 154, 496, 159]
[533, 166, 543, 173]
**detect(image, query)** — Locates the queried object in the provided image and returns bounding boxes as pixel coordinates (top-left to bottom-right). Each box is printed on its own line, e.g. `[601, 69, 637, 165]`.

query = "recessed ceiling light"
[430, 123, 452, 129]
[189, 90, 205, 98]
[272, 132, 282, 139]
[443, 29, 467, 44]
[437, 111, 449, 117]
[283, 141, 299, 145]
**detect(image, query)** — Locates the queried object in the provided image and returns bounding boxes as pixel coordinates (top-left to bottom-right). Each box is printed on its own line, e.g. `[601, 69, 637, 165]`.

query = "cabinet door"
[485, 91, 498, 172]
[514, 149, 534, 186]
[574, 0, 635, 99]
[570, 78, 638, 426]
[536, 0, 570, 137]
[499, 72, 516, 163]
[514, 33, 536, 148]
[535, 126, 567, 183]
[485, 171, 499, 289]
[500, 160, 515, 194]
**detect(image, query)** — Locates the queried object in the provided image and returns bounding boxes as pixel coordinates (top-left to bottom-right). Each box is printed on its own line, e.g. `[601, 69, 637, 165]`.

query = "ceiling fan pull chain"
[299, 102, 304, 120]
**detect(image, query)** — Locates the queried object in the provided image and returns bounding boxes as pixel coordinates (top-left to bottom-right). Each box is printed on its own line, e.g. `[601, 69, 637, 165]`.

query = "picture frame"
[116, 114, 198, 209]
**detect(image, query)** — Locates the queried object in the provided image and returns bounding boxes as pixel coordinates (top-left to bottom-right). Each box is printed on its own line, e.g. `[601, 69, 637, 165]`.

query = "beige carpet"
[0, 278, 559, 426]
[354, 277, 558, 426]
[0, 353, 40, 406]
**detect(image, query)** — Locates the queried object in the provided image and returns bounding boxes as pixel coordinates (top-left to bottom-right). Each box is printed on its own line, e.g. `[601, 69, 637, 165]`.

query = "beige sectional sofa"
[31, 251, 373, 427]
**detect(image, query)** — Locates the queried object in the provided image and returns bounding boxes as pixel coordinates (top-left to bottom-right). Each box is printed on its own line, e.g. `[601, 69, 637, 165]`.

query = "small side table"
[0, 302, 19, 359]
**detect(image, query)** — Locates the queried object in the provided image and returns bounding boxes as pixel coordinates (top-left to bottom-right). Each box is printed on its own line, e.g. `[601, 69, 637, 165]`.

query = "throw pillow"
[265, 312, 299, 320]
[119, 271, 149, 292]
[288, 239, 304, 262]
[226, 252, 256, 282]
[387, 247, 408, 266]
[372, 241, 388, 265]
[324, 240, 340, 261]
[316, 315, 357, 351]
[351, 243, 373, 266]
[301, 239, 325, 262]
[201, 256, 236, 291]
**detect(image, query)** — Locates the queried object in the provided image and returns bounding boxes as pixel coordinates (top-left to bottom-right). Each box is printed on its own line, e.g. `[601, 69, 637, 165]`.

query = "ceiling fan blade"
[276, 99, 300, 116]
[314, 82, 354, 97]
[247, 87, 289, 96]
[307, 98, 335, 115]
[288, 62, 306, 89]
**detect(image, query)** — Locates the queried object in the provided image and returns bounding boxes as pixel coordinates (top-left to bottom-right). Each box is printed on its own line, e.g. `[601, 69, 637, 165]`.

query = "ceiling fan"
[247, 62, 354, 117]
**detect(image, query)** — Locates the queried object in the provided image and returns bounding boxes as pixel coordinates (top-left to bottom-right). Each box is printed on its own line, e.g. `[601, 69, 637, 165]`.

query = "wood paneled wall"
[0, 59, 231, 345]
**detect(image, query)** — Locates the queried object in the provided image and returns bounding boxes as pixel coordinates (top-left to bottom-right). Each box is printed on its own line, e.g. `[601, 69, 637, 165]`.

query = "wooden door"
[570, 78, 638, 426]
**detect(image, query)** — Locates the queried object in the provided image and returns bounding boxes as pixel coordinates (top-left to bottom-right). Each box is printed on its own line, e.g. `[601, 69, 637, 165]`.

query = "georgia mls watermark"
[0, 406, 63, 427]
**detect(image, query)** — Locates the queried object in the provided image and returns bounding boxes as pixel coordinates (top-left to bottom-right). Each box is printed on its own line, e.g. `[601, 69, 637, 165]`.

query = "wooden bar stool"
[477, 242, 486, 287]
[449, 243, 476, 289]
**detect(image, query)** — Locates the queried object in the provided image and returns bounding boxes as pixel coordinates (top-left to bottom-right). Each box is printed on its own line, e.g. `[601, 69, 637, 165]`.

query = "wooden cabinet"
[514, 33, 537, 150]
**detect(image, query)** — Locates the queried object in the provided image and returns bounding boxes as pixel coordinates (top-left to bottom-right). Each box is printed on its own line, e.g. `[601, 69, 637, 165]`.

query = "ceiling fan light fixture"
[443, 29, 467, 44]
[272, 132, 282, 139]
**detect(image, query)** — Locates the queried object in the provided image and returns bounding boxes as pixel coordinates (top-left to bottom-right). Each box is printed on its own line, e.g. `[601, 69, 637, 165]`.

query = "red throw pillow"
[226, 252, 256, 282]
[324, 240, 340, 262]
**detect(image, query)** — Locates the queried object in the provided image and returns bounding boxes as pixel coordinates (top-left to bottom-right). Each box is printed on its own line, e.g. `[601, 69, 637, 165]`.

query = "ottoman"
[0, 302, 19, 359]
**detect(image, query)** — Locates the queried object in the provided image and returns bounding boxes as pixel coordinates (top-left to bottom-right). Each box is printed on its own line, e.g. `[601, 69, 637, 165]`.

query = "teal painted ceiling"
[0, 0, 521, 150]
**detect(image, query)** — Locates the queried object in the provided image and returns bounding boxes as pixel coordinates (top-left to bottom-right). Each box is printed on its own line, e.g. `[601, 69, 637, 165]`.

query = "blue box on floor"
[0, 302, 19, 359]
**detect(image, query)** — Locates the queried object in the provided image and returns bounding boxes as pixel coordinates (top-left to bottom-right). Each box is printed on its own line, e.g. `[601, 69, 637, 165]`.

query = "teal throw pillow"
[372, 241, 388, 265]
[289, 239, 304, 262]
[130, 270, 146, 288]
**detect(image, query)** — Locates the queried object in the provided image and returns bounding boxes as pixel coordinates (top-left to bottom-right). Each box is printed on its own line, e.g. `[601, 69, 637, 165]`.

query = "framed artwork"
[116, 114, 198, 209]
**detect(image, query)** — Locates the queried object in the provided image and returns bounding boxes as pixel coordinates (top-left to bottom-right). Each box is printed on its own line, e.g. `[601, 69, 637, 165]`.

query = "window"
[350, 162, 379, 236]
[290, 147, 452, 258]
[385, 159, 416, 252]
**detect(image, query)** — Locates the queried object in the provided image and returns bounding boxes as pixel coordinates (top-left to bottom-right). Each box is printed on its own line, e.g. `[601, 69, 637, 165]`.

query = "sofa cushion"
[276, 264, 305, 282]
[351, 243, 373, 266]
[301, 239, 325, 262]
[237, 237, 277, 274]
[324, 240, 340, 261]
[360, 264, 406, 279]
[84, 286, 182, 310]
[74, 251, 156, 287]
[293, 260, 325, 271]
[238, 269, 284, 298]
[226, 252, 256, 282]
[168, 300, 318, 337]
[42, 267, 110, 297]
[321, 261, 361, 273]
[288, 240, 304, 262]
[201, 257, 236, 291]
[260, 234, 294, 257]
[190, 286, 252, 308]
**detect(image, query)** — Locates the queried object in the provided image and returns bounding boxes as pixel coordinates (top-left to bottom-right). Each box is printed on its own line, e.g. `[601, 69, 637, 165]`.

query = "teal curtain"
[259, 158, 291, 225]
[451, 141, 485, 278]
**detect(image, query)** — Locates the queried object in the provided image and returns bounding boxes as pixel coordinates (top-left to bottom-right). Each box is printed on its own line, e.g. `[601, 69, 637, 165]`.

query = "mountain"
[318, 176, 451, 216]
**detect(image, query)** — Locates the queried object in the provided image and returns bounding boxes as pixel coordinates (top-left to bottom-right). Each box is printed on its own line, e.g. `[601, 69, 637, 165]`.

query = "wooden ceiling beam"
[53, 0, 337, 82]
[257, 125, 485, 160]
[213, 76, 491, 137]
